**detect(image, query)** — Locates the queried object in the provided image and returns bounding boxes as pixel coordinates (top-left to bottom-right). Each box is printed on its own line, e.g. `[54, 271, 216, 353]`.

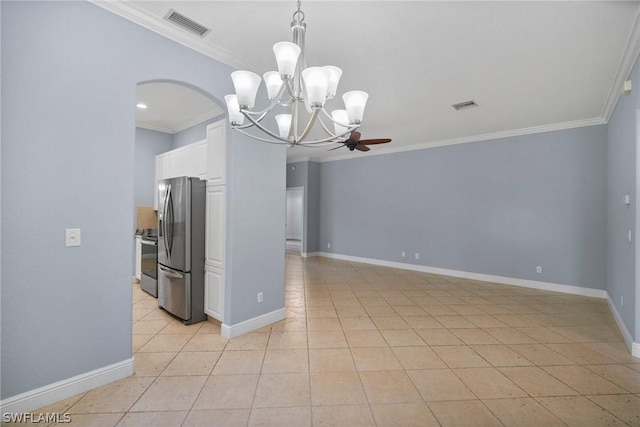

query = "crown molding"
[289, 117, 606, 164]
[602, 6, 640, 121]
[171, 110, 223, 134]
[89, 0, 256, 71]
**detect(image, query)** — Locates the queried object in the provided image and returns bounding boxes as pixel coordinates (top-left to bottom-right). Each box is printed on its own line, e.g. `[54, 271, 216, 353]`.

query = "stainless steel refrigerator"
[157, 176, 207, 325]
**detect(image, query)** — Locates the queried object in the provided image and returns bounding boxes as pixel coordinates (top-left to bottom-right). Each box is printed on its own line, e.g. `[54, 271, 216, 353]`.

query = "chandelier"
[224, 0, 368, 147]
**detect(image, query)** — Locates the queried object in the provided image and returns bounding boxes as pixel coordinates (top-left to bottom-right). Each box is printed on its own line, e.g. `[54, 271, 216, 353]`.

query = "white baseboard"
[0, 357, 135, 414]
[605, 293, 640, 358]
[301, 251, 321, 258]
[317, 252, 607, 299]
[221, 308, 286, 339]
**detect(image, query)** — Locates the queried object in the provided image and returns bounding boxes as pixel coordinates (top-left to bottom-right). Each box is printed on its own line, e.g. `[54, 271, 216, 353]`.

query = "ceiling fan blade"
[360, 138, 392, 145]
[350, 131, 362, 142]
[329, 144, 345, 151]
[355, 145, 370, 152]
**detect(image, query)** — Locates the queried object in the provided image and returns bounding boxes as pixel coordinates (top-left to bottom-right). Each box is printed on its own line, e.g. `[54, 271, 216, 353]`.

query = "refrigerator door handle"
[162, 184, 171, 258]
[159, 266, 184, 279]
[167, 184, 174, 256]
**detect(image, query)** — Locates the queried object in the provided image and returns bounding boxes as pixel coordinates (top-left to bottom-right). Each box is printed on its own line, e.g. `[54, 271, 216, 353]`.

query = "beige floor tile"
[432, 346, 490, 368]
[307, 330, 347, 348]
[517, 327, 574, 343]
[351, 346, 403, 371]
[493, 314, 537, 327]
[508, 344, 574, 365]
[310, 371, 367, 405]
[454, 367, 527, 399]
[499, 366, 577, 397]
[421, 305, 458, 316]
[307, 307, 338, 318]
[309, 348, 356, 372]
[543, 365, 626, 395]
[183, 409, 250, 427]
[70, 377, 154, 413]
[160, 351, 219, 376]
[428, 400, 502, 426]
[483, 327, 537, 344]
[115, 411, 187, 426]
[307, 316, 342, 331]
[380, 329, 427, 347]
[211, 350, 265, 375]
[448, 305, 487, 315]
[35, 393, 86, 416]
[132, 319, 170, 335]
[585, 364, 640, 393]
[336, 305, 369, 317]
[365, 305, 399, 316]
[132, 334, 154, 352]
[130, 376, 207, 411]
[196, 320, 222, 334]
[415, 329, 464, 346]
[261, 348, 309, 373]
[471, 344, 533, 367]
[432, 315, 477, 329]
[182, 333, 228, 351]
[536, 396, 626, 427]
[450, 328, 501, 345]
[344, 330, 389, 347]
[158, 319, 202, 335]
[311, 404, 375, 426]
[360, 371, 422, 404]
[407, 369, 475, 402]
[253, 373, 310, 408]
[545, 343, 616, 364]
[583, 342, 639, 363]
[133, 352, 176, 377]
[270, 317, 307, 332]
[224, 332, 269, 351]
[371, 403, 439, 426]
[55, 413, 124, 426]
[248, 407, 311, 427]
[482, 398, 565, 426]
[192, 375, 259, 409]
[402, 315, 444, 329]
[137, 334, 191, 353]
[392, 346, 447, 369]
[587, 394, 640, 425]
[371, 316, 411, 330]
[340, 316, 377, 330]
[464, 314, 508, 328]
[267, 331, 308, 349]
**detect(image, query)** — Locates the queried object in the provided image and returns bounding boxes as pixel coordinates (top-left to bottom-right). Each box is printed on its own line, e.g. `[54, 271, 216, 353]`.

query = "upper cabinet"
[206, 120, 226, 186]
[153, 139, 208, 209]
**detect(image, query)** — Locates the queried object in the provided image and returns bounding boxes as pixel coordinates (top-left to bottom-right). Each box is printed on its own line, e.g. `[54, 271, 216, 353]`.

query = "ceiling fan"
[330, 131, 392, 152]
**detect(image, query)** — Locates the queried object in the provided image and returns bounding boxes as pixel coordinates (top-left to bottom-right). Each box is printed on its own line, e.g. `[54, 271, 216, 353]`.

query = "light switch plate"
[65, 228, 81, 247]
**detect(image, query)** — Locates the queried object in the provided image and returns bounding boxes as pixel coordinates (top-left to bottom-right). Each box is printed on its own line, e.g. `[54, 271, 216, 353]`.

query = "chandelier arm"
[242, 111, 292, 143]
[316, 115, 342, 139]
[318, 109, 361, 138]
[233, 127, 291, 146]
[296, 108, 321, 143]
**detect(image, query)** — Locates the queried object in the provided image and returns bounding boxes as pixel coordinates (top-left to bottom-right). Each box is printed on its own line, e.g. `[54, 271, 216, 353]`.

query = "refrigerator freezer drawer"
[158, 265, 191, 321]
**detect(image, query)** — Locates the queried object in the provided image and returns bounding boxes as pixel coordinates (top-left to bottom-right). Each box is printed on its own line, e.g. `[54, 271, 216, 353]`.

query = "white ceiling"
[102, 1, 640, 161]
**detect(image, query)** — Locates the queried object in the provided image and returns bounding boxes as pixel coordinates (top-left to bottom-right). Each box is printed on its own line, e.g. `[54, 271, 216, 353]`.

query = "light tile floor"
[29, 256, 640, 426]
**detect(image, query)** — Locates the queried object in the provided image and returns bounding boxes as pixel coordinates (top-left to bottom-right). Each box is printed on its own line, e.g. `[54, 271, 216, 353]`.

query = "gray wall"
[134, 128, 172, 207]
[172, 115, 224, 149]
[1, 1, 285, 399]
[319, 125, 608, 290]
[607, 57, 639, 342]
[286, 161, 321, 254]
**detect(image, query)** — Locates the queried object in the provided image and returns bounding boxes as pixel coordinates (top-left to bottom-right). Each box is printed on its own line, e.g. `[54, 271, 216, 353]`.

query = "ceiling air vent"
[452, 100, 478, 111]
[164, 9, 210, 37]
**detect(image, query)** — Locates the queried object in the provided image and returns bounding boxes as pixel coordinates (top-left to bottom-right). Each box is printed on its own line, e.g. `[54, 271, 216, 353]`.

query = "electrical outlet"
[536, 266, 542, 274]
[621, 295, 624, 307]
[401, 252, 406, 258]
[327, 243, 331, 249]
[414, 253, 420, 260]
[258, 292, 263, 303]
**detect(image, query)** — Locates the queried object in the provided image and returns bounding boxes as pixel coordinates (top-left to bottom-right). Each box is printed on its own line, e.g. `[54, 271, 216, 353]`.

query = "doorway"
[286, 187, 304, 254]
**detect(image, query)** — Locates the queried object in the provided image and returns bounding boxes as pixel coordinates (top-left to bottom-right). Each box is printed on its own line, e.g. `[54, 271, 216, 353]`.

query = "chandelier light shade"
[224, 0, 369, 147]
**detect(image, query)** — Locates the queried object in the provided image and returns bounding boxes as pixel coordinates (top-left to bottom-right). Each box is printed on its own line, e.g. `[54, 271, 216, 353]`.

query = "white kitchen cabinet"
[153, 139, 207, 209]
[206, 120, 226, 185]
[204, 267, 224, 321]
[204, 185, 225, 320]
